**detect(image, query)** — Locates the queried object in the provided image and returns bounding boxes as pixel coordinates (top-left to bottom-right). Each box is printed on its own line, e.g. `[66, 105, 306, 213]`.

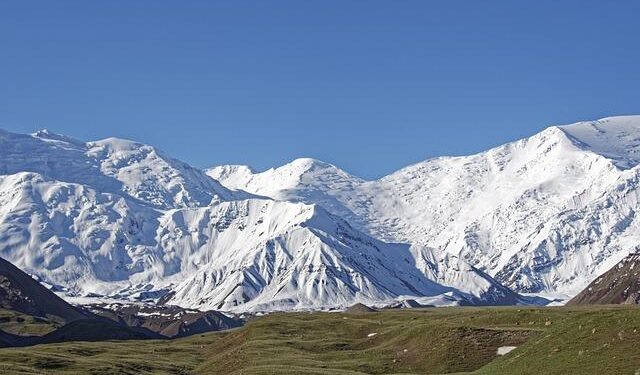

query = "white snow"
[497, 346, 517, 355]
[559, 116, 640, 169]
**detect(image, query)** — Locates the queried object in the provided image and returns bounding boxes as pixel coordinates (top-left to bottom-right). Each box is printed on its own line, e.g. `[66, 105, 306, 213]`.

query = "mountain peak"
[31, 129, 85, 147]
[557, 115, 640, 169]
[288, 157, 332, 169]
[271, 158, 346, 179]
[32, 128, 54, 137]
[89, 136, 146, 151]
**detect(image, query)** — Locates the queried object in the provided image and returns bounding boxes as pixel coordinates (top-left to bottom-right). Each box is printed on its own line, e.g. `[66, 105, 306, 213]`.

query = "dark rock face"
[624, 291, 640, 304]
[567, 253, 640, 305]
[86, 303, 242, 338]
[0, 258, 241, 347]
[0, 257, 87, 323]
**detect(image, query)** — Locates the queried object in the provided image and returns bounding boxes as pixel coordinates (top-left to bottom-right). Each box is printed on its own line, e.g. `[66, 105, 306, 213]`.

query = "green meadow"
[0, 305, 638, 375]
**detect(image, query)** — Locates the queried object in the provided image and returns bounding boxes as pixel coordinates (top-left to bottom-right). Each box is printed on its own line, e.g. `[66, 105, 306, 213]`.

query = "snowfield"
[1, 116, 639, 312]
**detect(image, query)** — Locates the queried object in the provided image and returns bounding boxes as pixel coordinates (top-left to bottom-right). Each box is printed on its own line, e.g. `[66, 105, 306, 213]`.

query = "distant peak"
[210, 164, 255, 174]
[89, 137, 147, 151]
[206, 164, 256, 182]
[557, 115, 640, 131]
[32, 128, 67, 139]
[33, 128, 53, 137]
[555, 115, 640, 169]
[290, 157, 329, 165]
[31, 129, 84, 146]
[592, 114, 640, 123]
[286, 158, 335, 171]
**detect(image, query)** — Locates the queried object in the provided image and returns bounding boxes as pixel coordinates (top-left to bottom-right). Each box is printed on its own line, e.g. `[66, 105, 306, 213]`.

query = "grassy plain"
[0, 305, 638, 375]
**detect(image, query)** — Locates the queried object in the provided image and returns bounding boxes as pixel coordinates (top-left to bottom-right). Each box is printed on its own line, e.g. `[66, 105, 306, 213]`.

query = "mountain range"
[210, 116, 640, 300]
[1, 116, 639, 312]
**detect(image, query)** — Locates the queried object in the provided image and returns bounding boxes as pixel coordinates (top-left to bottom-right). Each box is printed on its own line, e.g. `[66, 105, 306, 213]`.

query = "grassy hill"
[0, 306, 638, 374]
[0, 309, 59, 337]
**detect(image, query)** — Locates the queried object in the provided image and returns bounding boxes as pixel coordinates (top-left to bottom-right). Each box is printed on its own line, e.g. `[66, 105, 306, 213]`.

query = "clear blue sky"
[1, 1, 639, 178]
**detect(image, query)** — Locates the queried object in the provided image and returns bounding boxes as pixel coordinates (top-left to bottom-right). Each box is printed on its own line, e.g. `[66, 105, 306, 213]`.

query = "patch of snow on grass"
[497, 346, 517, 355]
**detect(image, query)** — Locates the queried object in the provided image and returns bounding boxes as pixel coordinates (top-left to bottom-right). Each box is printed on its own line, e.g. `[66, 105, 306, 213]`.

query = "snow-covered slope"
[0, 129, 523, 312]
[559, 117, 640, 169]
[162, 200, 445, 311]
[161, 199, 528, 311]
[0, 129, 237, 209]
[0, 172, 514, 311]
[209, 116, 640, 298]
[208, 159, 369, 228]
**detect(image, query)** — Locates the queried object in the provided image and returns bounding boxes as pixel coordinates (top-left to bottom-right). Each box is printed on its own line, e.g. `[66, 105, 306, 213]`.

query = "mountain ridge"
[209, 116, 640, 298]
[2, 116, 639, 312]
[0, 129, 518, 312]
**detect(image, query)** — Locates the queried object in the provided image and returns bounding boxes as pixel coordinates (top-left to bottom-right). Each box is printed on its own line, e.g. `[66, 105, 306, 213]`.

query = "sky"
[1, 1, 639, 179]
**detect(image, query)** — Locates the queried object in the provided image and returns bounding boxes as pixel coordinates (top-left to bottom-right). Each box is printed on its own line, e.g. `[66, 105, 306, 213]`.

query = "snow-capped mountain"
[159, 199, 526, 311]
[0, 128, 520, 312]
[209, 116, 640, 298]
[0, 129, 238, 209]
[3, 116, 635, 312]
